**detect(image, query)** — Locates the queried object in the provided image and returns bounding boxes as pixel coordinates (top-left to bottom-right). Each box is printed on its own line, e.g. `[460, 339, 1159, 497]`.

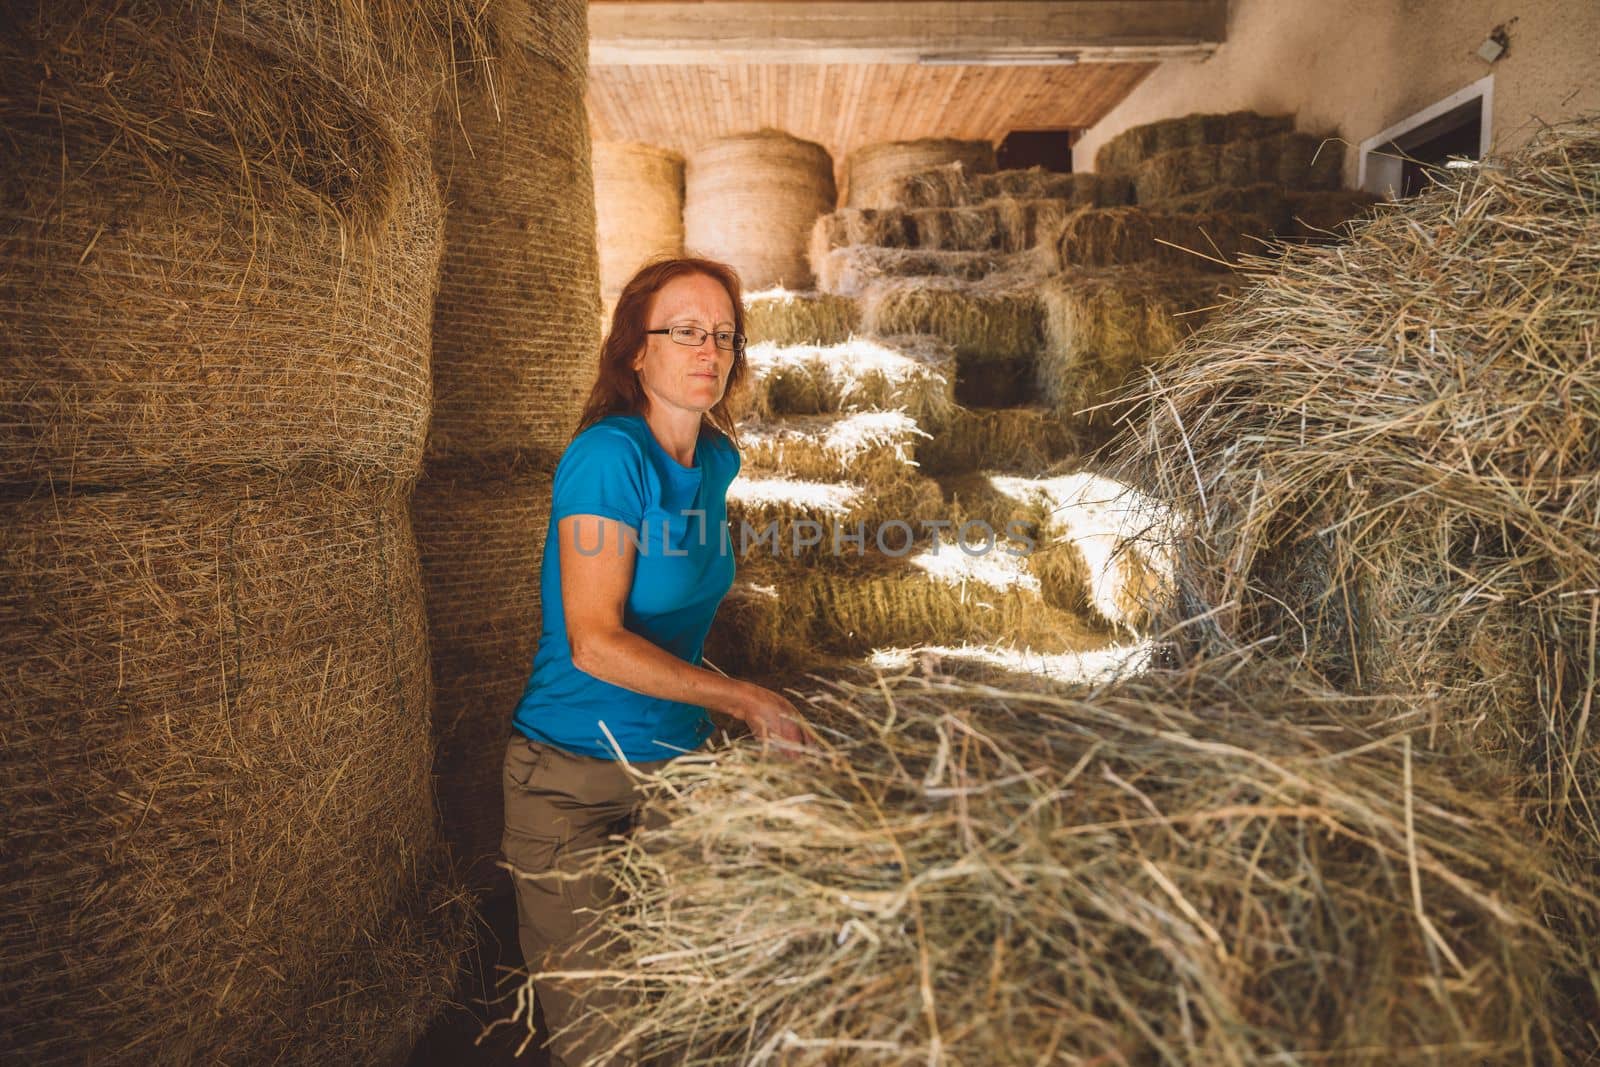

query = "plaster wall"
[1073, 0, 1600, 186]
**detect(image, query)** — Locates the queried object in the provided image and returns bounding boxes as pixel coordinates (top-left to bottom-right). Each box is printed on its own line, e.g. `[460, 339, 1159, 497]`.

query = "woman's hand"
[732, 683, 809, 748]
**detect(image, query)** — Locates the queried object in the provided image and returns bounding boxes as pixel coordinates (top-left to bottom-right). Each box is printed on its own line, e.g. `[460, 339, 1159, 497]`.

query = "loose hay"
[686, 129, 836, 290]
[862, 279, 1044, 365]
[1, 484, 467, 1062]
[1122, 120, 1600, 889]
[1131, 132, 1343, 203]
[743, 288, 862, 347]
[0, 5, 449, 492]
[541, 664, 1585, 1064]
[430, 35, 600, 462]
[736, 336, 955, 427]
[412, 457, 553, 892]
[1054, 207, 1273, 272]
[593, 142, 685, 298]
[847, 138, 998, 210]
[1096, 110, 1295, 175]
[1038, 268, 1237, 436]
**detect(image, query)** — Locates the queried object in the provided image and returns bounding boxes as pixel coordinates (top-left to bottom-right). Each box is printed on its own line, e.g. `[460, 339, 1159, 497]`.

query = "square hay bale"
[815, 246, 1004, 297]
[809, 208, 918, 265]
[884, 162, 979, 208]
[1132, 132, 1343, 202]
[918, 405, 1081, 476]
[737, 335, 956, 427]
[1038, 268, 1236, 436]
[727, 469, 945, 565]
[975, 170, 1134, 207]
[908, 204, 1003, 251]
[1053, 207, 1273, 272]
[1096, 110, 1295, 174]
[862, 278, 1045, 364]
[744, 288, 862, 346]
[991, 196, 1076, 252]
[738, 410, 927, 482]
[1280, 189, 1384, 240]
[1144, 181, 1292, 224]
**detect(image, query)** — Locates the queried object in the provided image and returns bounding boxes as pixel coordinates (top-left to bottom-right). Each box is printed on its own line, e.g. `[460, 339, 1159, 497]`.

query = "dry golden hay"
[809, 207, 918, 263]
[735, 335, 955, 427]
[989, 471, 1175, 635]
[727, 468, 946, 564]
[685, 129, 836, 290]
[862, 278, 1044, 365]
[430, 32, 599, 463]
[1120, 119, 1600, 874]
[737, 410, 928, 482]
[907, 204, 1003, 251]
[1095, 110, 1295, 175]
[1131, 132, 1344, 203]
[863, 640, 1151, 688]
[1038, 267, 1237, 437]
[742, 287, 862, 346]
[0, 4, 451, 492]
[539, 661, 1588, 1065]
[1279, 188, 1387, 239]
[918, 405, 1081, 477]
[846, 138, 998, 210]
[887, 164, 1133, 211]
[1054, 206, 1273, 273]
[412, 456, 553, 892]
[1, 484, 467, 1062]
[814, 246, 1007, 297]
[593, 142, 685, 298]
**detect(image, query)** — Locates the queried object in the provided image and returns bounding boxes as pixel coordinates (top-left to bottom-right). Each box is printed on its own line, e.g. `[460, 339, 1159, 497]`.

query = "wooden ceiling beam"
[590, 1, 1226, 65]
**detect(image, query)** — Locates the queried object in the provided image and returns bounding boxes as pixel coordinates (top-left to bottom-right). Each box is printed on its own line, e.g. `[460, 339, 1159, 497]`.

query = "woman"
[503, 257, 806, 1066]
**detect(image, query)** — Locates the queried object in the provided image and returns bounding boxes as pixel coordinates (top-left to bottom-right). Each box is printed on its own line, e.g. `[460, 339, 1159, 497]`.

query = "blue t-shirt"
[513, 413, 740, 760]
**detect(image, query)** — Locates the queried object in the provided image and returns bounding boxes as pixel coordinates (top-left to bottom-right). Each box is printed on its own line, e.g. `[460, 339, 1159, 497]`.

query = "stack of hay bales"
[684, 129, 835, 291]
[417, 0, 600, 894]
[516, 122, 1600, 1067]
[594, 141, 685, 299]
[0, 3, 467, 1062]
[844, 137, 998, 209]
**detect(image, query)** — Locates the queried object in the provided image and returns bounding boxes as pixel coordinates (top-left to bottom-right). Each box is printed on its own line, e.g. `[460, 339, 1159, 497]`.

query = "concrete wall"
[1074, 0, 1600, 186]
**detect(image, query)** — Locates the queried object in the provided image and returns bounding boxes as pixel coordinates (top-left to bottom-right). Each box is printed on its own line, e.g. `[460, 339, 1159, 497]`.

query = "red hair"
[575, 257, 747, 444]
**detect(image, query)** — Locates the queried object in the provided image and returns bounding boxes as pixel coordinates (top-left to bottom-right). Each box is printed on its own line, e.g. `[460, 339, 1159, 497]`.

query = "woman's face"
[632, 272, 736, 417]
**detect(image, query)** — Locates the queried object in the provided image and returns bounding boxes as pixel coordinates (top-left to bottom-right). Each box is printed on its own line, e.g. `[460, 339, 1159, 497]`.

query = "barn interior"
[4, 1, 1599, 1065]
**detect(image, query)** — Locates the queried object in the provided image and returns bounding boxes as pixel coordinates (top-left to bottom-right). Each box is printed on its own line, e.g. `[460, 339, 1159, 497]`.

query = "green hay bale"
[1096, 110, 1294, 175]
[1038, 268, 1236, 436]
[1132, 132, 1343, 202]
[918, 406, 1081, 477]
[744, 289, 862, 346]
[1054, 207, 1274, 272]
[862, 279, 1044, 364]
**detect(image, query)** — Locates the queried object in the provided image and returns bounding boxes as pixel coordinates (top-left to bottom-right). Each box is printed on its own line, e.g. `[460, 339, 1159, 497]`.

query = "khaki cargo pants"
[501, 735, 673, 1067]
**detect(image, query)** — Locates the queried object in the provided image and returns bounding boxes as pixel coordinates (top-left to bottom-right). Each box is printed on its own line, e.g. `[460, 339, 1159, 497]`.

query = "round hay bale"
[546, 665, 1584, 1064]
[412, 458, 553, 892]
[846, 138, 998, 210]
[684, 129, 837, 291]
[485, 0, 588, 78]
[1122, 118, 1600, 864]
[0, 485, 465, 1062]
[594, 142, 685, 298]
[0, 8, 445, 492]
[430, 46, 600, 463]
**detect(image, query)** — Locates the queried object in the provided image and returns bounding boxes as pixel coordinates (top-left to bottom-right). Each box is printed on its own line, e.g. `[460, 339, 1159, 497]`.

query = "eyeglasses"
[645, 325, 747, 353]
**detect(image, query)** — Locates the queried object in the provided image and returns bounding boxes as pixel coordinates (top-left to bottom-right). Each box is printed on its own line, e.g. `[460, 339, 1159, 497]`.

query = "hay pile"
[862, 278, 1043, 365]
[1122, 120, 1600, 883]
[888, 164, 1133, 210]
[685, 129, 836, 290]
[846, 138, 998, 210]
[2, 3, 473, 1060]
[1095, 110, 1294, 175]
[1053, 207, 1272, 272]
[593, 142, 685, 298]
[743, 287, 862, 346]
[1129, 132, 1343, 204]
[1038, 268, 1237, 436]
[540, 664, 1585, 1064]
[733, 336, 955, 427]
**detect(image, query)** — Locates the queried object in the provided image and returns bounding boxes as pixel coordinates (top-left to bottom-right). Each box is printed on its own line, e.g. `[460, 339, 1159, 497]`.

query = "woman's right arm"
[558, 513, 807, 746]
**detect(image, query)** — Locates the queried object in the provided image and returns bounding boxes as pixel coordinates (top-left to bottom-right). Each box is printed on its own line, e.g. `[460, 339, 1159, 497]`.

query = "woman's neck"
[640, 404, 701, 467]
